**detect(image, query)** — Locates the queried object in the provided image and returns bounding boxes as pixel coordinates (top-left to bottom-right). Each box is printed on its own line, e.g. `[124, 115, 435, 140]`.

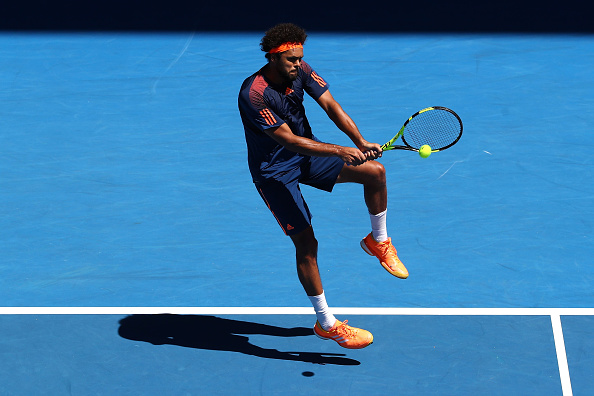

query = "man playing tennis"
[238, 23, 408, 349]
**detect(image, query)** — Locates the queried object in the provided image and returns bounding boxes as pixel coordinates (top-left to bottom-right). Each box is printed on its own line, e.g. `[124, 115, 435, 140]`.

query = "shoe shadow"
[118, 314, 360, 366]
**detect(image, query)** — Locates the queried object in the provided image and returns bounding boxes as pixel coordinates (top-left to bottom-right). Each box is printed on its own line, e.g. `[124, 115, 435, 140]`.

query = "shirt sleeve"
[301, 61, 329, 100]
[238, 76, 285, 133]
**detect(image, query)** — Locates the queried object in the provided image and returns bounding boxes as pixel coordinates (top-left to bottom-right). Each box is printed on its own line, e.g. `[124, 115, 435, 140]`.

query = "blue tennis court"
[1, 29, 593, 395]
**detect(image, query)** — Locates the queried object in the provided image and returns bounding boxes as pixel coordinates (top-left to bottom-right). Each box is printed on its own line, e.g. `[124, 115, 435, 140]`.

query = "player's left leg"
[335, 160, 386, 215]
[336, 161, 409, 279]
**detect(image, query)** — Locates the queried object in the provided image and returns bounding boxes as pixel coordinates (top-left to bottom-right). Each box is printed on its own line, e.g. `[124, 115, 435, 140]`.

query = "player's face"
[274, 48, 303, 82]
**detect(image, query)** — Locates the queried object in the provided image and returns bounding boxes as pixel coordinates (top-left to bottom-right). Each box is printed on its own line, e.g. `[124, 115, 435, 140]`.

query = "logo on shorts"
[287, 224, 294, 231]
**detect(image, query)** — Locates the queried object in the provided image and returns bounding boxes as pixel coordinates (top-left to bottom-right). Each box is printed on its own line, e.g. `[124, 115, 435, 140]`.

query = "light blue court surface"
[1, 33, 593, 394]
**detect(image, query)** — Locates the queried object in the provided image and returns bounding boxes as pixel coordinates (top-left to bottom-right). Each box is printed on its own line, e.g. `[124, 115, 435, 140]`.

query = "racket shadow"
[118, 314, 360, 366]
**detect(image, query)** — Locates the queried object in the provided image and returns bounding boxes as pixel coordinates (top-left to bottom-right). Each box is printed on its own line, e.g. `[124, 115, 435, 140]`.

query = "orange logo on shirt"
[260, 108, 276, 126]
[311, 71, 327, 87]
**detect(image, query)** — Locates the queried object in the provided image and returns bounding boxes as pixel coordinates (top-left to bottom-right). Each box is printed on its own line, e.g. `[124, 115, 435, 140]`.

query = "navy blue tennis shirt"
[238, 61, 329, 184]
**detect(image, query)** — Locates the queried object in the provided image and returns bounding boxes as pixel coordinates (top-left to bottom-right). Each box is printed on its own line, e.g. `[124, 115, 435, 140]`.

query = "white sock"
[308, 292, 337, 331]
[370, 209, 388, 242]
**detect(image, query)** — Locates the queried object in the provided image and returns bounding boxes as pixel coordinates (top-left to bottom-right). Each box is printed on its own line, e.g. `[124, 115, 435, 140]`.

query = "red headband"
[269, 42, 303, 54]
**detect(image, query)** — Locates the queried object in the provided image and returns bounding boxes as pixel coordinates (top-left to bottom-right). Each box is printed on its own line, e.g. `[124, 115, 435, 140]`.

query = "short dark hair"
[260, 23, 307, 59]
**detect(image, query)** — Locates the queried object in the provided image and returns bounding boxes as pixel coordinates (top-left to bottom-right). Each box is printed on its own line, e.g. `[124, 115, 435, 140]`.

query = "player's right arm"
[264, 123, 368, 166]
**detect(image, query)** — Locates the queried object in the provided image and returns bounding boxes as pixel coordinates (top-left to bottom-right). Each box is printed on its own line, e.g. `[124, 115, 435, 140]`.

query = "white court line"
[0, 307, 593, 315]
[551, 314, 573, 396]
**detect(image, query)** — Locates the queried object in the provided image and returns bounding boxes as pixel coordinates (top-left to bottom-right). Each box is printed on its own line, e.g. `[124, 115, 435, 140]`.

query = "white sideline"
[551, 314, 573, 396]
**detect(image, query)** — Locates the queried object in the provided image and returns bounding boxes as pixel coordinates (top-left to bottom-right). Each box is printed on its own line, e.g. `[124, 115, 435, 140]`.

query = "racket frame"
[381, 106, 462, 153]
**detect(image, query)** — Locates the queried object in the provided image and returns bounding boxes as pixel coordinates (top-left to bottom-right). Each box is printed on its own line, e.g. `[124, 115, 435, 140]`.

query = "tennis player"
[238, 23, 408, 349]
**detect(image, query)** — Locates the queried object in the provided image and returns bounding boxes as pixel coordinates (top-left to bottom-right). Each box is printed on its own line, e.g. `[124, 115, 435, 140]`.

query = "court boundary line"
[0, 307, 592, 315]
[551, 314, 573, 396]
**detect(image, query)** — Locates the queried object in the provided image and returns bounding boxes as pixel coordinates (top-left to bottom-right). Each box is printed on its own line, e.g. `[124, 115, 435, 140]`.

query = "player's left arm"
[315, 90, 382, 160]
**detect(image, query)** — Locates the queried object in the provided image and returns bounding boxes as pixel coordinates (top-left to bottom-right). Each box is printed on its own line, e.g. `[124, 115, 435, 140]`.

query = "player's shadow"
[118, 314, 360, 366]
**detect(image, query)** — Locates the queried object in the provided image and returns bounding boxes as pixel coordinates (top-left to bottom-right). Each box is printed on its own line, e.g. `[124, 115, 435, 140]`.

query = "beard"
[278, 66, 298, 83]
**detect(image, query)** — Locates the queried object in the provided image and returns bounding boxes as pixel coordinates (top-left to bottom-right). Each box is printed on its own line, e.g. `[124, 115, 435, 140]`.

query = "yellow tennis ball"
[419, 145, 432, 158]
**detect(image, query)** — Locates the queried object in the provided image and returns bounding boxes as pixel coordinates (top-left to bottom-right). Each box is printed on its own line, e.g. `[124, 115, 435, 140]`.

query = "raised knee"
[369, 161, 386, 184]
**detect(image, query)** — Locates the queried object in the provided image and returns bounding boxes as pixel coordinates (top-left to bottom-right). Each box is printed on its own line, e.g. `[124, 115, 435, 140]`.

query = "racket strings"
[402, 109, 462, 150]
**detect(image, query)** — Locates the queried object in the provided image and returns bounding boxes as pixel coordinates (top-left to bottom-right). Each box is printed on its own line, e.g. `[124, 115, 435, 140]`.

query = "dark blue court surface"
[1, 31, 593, 394]
[0, 314, 573, 395]
[562, 316, 594, 396]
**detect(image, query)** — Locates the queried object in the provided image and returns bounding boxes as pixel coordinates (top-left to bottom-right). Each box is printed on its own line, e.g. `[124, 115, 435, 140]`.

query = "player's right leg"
[289, 226, 323, 296]
[256, 180, 373, 349]
[290, 227, 373, 349]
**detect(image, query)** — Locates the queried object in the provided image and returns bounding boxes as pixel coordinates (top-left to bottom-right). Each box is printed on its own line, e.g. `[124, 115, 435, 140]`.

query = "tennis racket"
[381, 106, 463, 153]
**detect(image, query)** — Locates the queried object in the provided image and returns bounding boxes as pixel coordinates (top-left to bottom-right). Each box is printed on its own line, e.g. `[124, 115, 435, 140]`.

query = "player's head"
[261, 23, 307, 82]
[261, 23, 307, 60]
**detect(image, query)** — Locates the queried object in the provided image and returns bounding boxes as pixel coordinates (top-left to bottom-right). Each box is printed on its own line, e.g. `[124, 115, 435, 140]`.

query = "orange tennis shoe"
[314, 320, 373, 349]
[361, 233, 409, 279]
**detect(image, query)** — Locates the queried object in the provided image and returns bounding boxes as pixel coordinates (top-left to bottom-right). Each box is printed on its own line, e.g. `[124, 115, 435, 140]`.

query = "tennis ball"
[419, 145, 432, 158]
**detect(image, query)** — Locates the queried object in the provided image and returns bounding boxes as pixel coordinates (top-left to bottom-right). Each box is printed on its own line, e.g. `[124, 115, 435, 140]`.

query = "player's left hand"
[357, 140, 383, 160]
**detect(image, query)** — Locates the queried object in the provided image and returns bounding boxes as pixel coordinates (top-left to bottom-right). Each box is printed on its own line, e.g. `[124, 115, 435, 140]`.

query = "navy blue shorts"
[255, 156, 345, 236]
